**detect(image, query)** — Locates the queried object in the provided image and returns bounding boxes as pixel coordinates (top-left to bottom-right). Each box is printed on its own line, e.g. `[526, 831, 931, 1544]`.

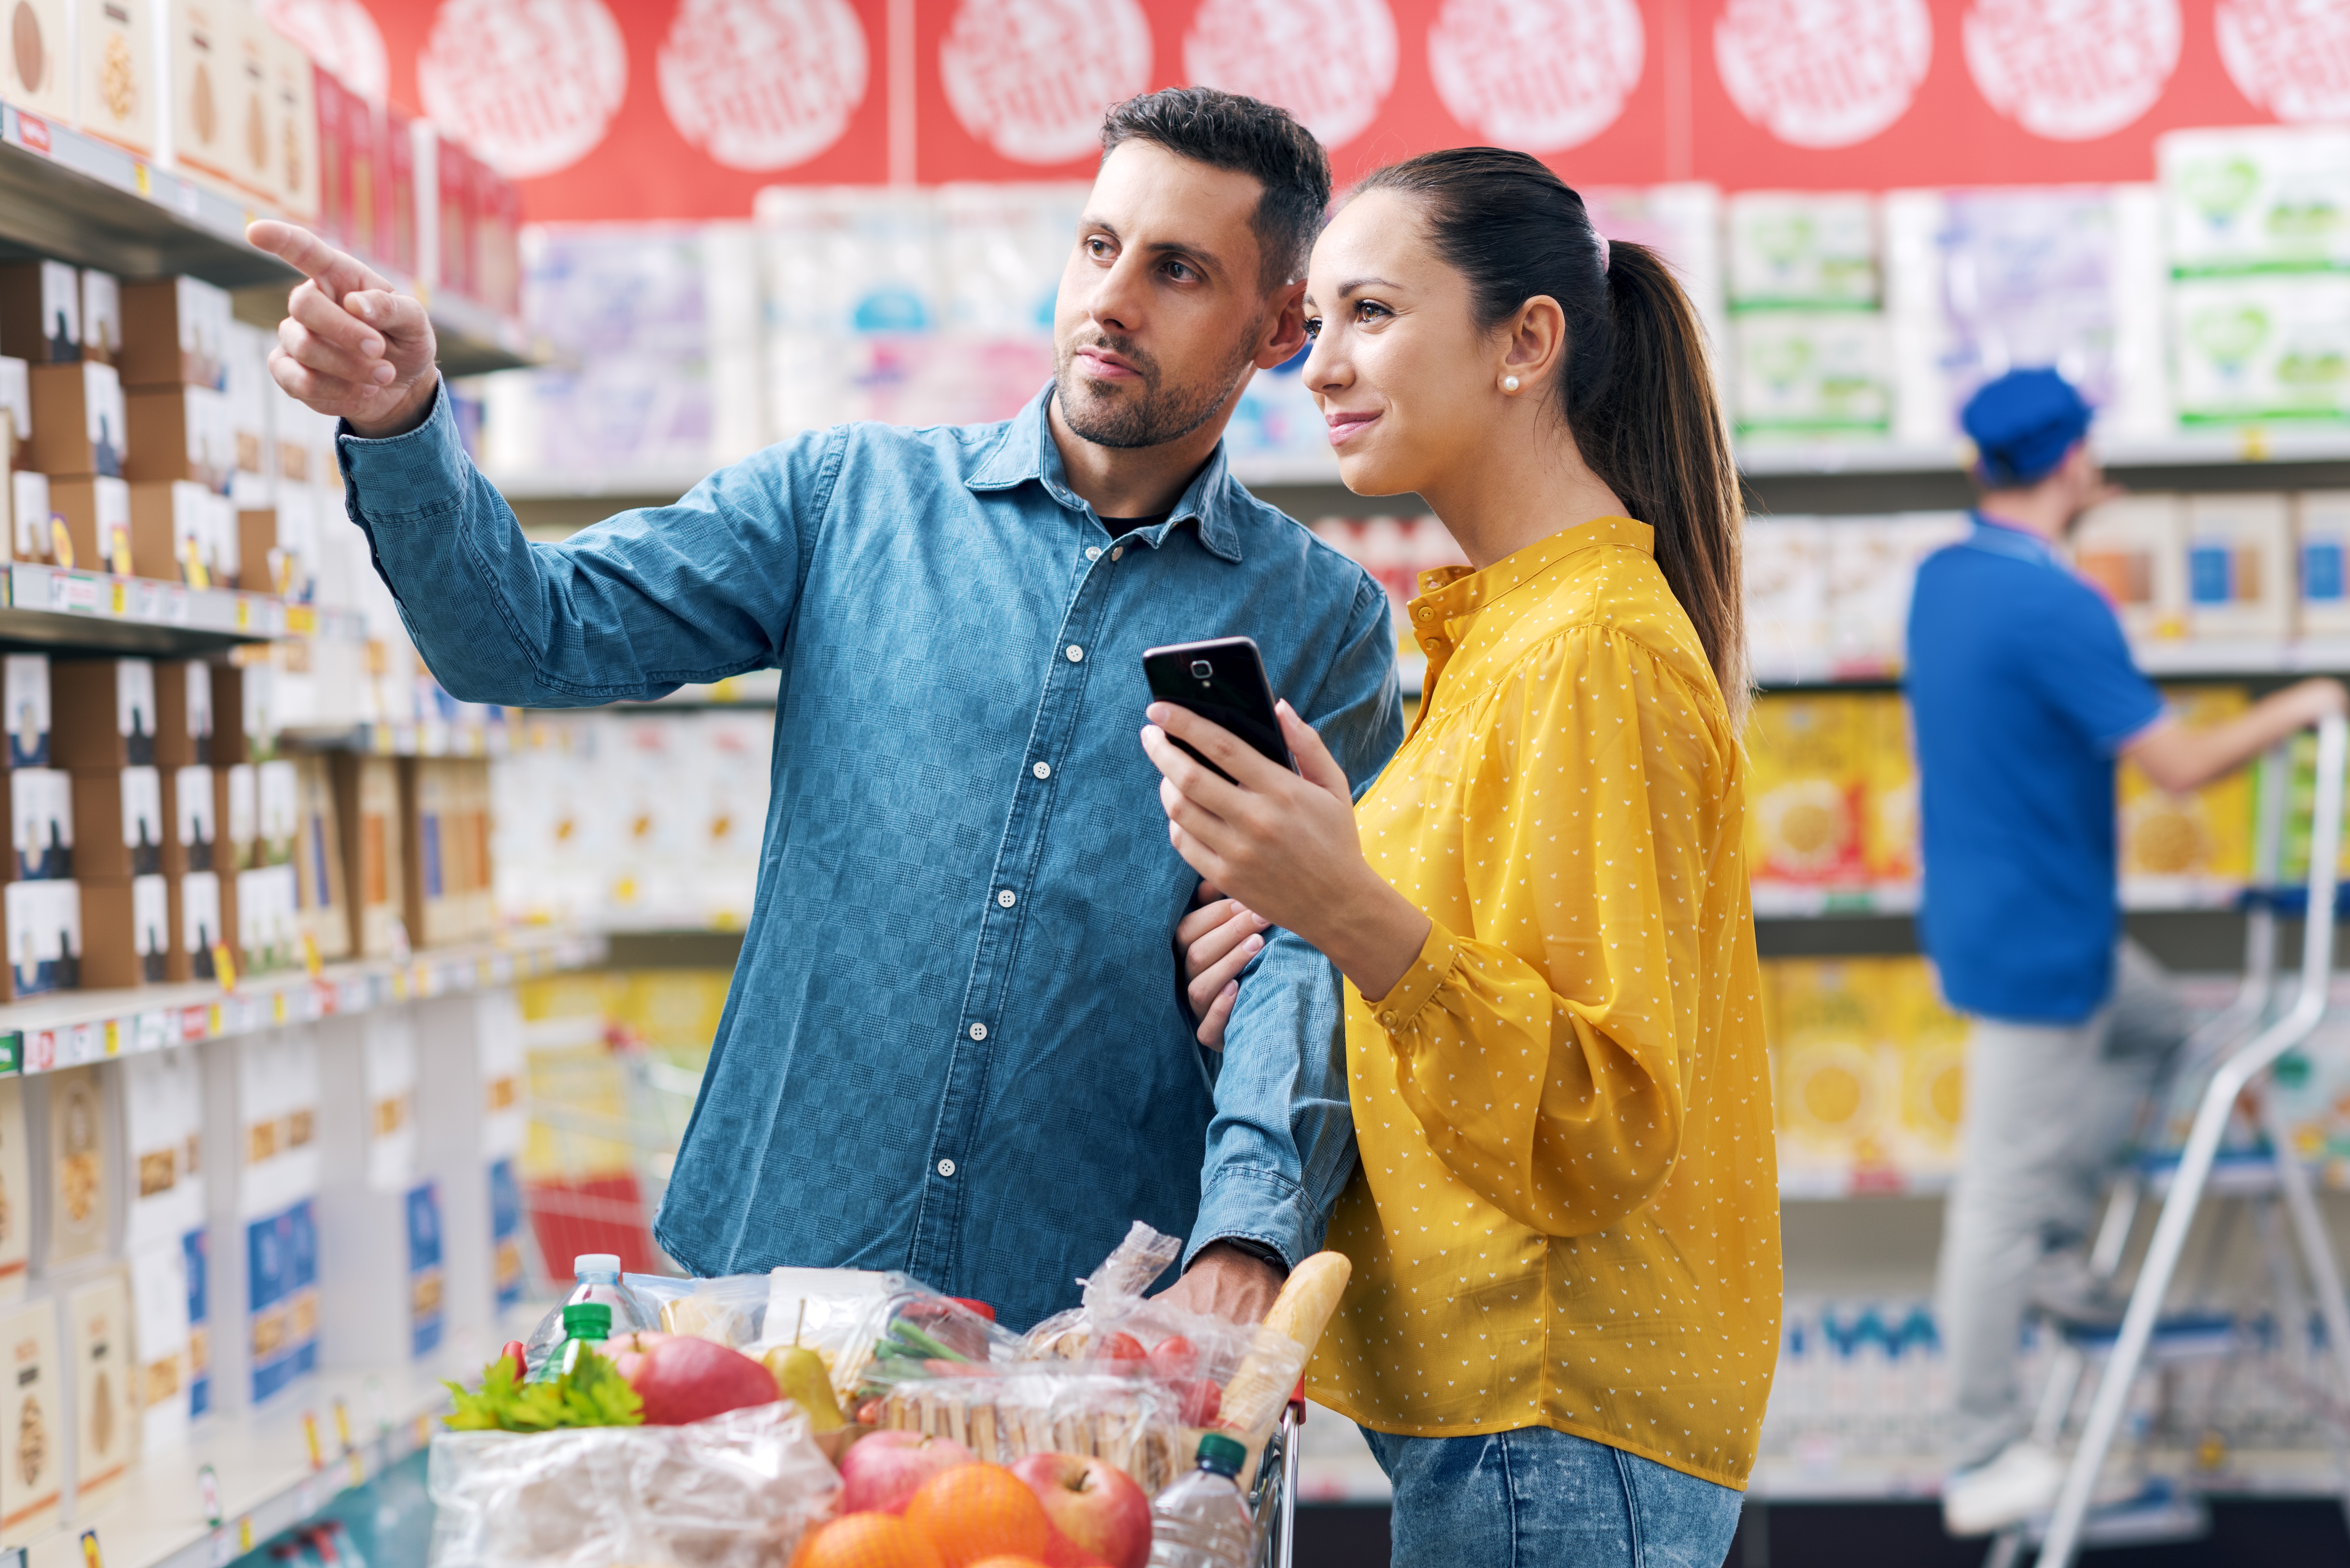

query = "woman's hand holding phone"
[1141, 701, 1429, 1004]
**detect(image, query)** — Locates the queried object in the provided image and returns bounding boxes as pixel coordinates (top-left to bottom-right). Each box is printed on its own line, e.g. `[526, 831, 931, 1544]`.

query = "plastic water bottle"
[534, 1302, 611, 1382]
[523, 1254, 657, 1375]
[1147, 1432, 1257, 1567]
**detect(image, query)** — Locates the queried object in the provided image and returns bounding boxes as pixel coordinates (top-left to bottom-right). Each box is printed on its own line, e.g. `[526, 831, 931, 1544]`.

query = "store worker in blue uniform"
[244, 89, 1406, 1333]
[1910, 367, 2346, 1536]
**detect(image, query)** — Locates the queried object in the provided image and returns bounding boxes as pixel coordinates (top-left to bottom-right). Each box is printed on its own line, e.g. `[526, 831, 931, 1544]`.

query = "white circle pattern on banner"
[259, 0, 388, 104]
[939, 0, 1153, 166]
[417, 0, 629, 180]
[658, 0, 868, 171]
[2217, 0, 2350, 123]
[1963, 0, 2179, 141]
[1714, 0, 1932, 149]
[1186, 0, 1399, 150]
[1427, 0, 1645, 153]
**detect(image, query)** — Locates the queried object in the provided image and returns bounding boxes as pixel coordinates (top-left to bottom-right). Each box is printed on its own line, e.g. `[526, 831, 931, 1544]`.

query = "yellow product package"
[1884, 958, 1969, 1174]
[1746, 694, 1870, 886]
[1861, 695, 1918, 886]
[2118, 685, 2253, 891]
[1769, 958, 1893, 1173]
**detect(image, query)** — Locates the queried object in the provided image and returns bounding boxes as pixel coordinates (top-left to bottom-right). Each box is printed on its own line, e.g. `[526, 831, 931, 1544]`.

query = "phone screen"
[1142, 637, 1294, 782]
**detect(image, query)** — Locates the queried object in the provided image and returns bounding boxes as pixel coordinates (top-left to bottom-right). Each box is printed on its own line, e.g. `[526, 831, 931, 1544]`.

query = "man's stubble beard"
[1054, 328, 1262, 452]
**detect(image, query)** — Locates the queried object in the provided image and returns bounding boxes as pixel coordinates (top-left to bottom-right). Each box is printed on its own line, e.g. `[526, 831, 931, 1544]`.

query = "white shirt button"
[1033, 761, 1051, 779]
[968, 1022, 987, 1041]
[997, 888, 1017, 907]
[1086, 546, 1102, 561]
[1066, 644, 1085, 662]
[936, 1159, 957, 1178]
[1111, 547, 1124, 561]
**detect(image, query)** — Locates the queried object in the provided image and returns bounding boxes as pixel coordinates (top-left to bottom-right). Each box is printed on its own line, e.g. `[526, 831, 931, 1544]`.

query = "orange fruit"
[905, 1464, 1054, 1567]
[792, 1512, 946, 1568]
[967, 1559, 1050, 1568]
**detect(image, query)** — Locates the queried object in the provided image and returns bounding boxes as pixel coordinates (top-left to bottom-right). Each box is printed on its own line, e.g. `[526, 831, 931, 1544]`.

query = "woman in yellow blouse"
[1142, 148, 1779, 1566]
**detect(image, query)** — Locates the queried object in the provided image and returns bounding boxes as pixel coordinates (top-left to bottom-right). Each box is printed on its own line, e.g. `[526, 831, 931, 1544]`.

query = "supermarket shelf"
[1739, 426, 2350, 478]
[0, 105, 293, 286]
[1756, 880, 2254, 920]
[0, 927, 605, 1076]
[279, 719, 511, 758]
[0, 565, 362, 654]
[229, 278, 536, 381]
[21, 1326, 515, 1568]
[1744, 1447, 2350, 1504]
[1759, 640, 2350, 692]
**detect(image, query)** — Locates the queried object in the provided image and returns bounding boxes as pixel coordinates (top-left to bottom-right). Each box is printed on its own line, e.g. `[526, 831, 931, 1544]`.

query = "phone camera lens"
[1189, 660, 1212, 679]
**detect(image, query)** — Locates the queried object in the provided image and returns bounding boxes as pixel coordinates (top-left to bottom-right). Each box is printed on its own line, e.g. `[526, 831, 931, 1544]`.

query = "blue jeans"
[1362, 1426, 1744, 1568]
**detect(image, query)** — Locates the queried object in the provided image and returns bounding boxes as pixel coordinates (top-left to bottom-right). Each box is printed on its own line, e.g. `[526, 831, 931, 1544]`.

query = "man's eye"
[1086, 237, 1112, 259]
[1166, 260, 1195, 282]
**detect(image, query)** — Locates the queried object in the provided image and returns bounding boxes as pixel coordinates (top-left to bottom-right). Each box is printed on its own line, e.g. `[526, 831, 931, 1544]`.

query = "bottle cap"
[1194, 1432, 1246, 1476]
[562, 1302, 613, 1338]
[573, 1253, 623, 1278]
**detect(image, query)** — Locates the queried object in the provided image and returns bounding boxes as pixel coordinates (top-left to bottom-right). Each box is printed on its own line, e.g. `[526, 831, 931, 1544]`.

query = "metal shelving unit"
[0, 563, 362, 655]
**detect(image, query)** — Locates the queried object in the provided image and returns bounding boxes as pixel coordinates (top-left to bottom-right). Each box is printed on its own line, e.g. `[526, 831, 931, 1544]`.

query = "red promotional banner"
[300, 0, 2346, 222]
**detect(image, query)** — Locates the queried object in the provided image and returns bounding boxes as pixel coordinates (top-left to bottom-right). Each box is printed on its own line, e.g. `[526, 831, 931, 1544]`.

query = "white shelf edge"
[4, 565, 365, 645]
[0, 928, 605, 1075]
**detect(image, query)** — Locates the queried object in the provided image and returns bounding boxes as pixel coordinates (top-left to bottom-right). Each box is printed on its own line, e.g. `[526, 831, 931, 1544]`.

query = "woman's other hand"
[1177, 880, 1266, 1049]
[1143, 701, 1428, 1000]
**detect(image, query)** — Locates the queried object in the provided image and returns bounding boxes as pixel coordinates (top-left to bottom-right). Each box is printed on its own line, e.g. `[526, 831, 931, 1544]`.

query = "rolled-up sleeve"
[1188, 571, 1404, 1269]
[337, 383, 825, 706]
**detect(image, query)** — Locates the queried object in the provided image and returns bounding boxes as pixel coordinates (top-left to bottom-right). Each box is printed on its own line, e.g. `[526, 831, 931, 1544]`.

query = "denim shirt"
[337, 381, 1404, 1329]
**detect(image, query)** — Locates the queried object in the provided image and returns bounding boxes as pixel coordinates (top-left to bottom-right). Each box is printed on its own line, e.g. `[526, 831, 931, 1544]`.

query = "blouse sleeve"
[1362, 624, 1720, 1237]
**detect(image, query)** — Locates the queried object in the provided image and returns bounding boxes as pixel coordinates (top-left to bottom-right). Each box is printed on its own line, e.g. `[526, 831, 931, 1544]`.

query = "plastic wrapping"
[426, 1401, 839, 1568]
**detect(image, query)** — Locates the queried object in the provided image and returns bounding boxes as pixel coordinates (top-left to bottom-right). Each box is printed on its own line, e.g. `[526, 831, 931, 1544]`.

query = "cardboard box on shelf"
[9, 471, 50, 564]
[1744, 516, 1830, 681]
[52, 657, 157, 767]
[0, 261, 80, 364]
[76, 0, 158, 153]
[70, 765, 164, 880]
[0, 1295, 63, 1536]
[211, 1027, 321, 1407]
[379, 103, 419, 278]
[2073, 494, 2187, 642]
[1727, 192, 1879, 307]
[2184, 493, 2294, 643]
[264, 18, 318, 218]
[2159, 126, 2350, 276]
[1861, 694, 1919, 885]
[10, 768, 71, 880]
[0, 1083, 27, 1300]
[1769, 958, 1895, 1171]
[438, 135, 478, 303]
[127, 479, 219, 584]
[237, 860, 295, 972]
[2302, 492, 2350, 640]
[126, 383, 234, 493]
[1732, 311, 1893, 437]
[2, 879, 77, 996]
[172, 867, 223, 981]
[155, 659, 214, 767]
[127, 1239, 193, 1452]
[400, 756, 489, 946]
[237, 505, 280, 593]
[164, 764, 214, 876]
[27, 360, 124, 476]
[80, 269, 119, 367]
[255, 756, 295, 865]
[0, 364, 28, 465]
[79, 872, 168, 986]
[292, 755, 348, 961]
[332, 753, 404, 958]
[47, 1063, 109, 1261]
[49, 473, 132, 575]
[2120, 684, 2255, 889]
[216, 759, 252, 870]
[0, 0, 72, 124]
[118, 277, 232, 392]
[2170, 272, 2350, 426]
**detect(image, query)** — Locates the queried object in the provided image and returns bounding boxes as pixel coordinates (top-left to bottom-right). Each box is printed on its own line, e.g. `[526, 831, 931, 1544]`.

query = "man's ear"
[1254, 279, 1309, 371]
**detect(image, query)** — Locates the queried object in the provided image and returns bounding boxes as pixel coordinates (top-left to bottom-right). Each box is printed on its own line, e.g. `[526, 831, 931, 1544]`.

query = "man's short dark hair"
[1100, 87, 1330, 291]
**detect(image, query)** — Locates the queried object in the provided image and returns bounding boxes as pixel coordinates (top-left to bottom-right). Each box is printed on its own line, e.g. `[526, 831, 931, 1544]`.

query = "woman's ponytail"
[1353, 150, 1748, 727]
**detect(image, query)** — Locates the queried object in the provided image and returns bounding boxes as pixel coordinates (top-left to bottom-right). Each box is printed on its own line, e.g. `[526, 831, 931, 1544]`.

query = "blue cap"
[1960, 368, 2093, 487]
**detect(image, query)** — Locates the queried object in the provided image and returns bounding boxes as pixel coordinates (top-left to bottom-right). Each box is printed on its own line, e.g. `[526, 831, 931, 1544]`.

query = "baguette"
[1219, 1251, 1351, 1433]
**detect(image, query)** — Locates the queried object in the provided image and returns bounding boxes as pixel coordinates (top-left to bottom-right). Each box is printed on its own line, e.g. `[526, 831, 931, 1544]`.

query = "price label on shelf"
[108, 581, 125, 615]
[102, 1019, 118, 1056]
[167, 586, 192, 625]
[135, 1011, 167, 1052]
[25, 1030, 54, 1073]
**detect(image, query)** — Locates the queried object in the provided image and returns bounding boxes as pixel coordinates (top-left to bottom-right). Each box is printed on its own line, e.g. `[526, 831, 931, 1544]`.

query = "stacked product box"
[402, 758, 495, 947]
[1762, 956, 1969, 1189]
[315, 1010, 444, 1368]
[1725, 192, 1892, 441]
[126, 1048, 207, 1444]
[1, 653, 72, 999]
[55, 658, 168, 989]
[204, 1026, 323, 1409]
[7, 260, 128, 569]
[2160, 128, 2350, 429]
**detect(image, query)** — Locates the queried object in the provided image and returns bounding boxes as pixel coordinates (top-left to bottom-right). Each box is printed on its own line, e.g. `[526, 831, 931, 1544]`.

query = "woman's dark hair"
[1354, 148, 1747, 722]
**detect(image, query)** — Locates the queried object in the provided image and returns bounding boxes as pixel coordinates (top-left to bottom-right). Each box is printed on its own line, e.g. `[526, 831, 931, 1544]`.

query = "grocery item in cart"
[1147, 1432, 1257, 1568]
[523, 1251, 657, 1376]
[429, 1400, 838, 1568]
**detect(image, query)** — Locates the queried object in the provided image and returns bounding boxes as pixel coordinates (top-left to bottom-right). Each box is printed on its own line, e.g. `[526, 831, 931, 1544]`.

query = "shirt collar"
[1966, 512, 2063, 568]
[966, 381, 1247, 564]
[1413, 515, 1655, 624]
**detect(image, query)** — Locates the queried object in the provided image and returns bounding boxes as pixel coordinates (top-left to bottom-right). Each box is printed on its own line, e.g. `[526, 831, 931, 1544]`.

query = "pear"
[764, 1344, 844, 1432]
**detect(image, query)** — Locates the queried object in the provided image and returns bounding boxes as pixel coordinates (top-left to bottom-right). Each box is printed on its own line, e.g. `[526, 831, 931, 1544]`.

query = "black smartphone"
[1142, 636, 1295, 783]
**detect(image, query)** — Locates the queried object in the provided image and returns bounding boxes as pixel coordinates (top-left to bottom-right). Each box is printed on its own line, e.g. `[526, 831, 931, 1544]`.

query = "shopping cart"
[1994, 716, 2350, 1567]
[1246, 1380, 1308, 1568]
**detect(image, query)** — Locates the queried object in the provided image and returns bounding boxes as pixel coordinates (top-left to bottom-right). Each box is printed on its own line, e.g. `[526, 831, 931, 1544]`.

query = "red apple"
[838, 1430, 977, 1515]
[1096, 1332, 1147, 1362]
[607, 1332, 778, 1426]
[1009, 1452, 1152, 1568]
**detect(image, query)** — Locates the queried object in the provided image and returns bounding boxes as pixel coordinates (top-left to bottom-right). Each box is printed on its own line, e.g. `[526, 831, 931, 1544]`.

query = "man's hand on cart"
[1152, 1239, 1285, 1325]
[1177, 879, 1268, 1049]
[247, 219, 442, 439]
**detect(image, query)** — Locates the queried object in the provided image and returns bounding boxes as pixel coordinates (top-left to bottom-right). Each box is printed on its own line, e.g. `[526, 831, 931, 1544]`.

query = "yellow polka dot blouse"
[1308, 516, 1782, 1490]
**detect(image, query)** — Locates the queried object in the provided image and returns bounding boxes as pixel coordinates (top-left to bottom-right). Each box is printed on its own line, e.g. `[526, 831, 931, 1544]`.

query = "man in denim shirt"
[251, 89, 1401, 1330]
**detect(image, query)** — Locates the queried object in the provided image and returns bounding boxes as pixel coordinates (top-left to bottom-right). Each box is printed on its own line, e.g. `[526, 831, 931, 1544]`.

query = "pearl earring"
[1503, 375, 1520, 392]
